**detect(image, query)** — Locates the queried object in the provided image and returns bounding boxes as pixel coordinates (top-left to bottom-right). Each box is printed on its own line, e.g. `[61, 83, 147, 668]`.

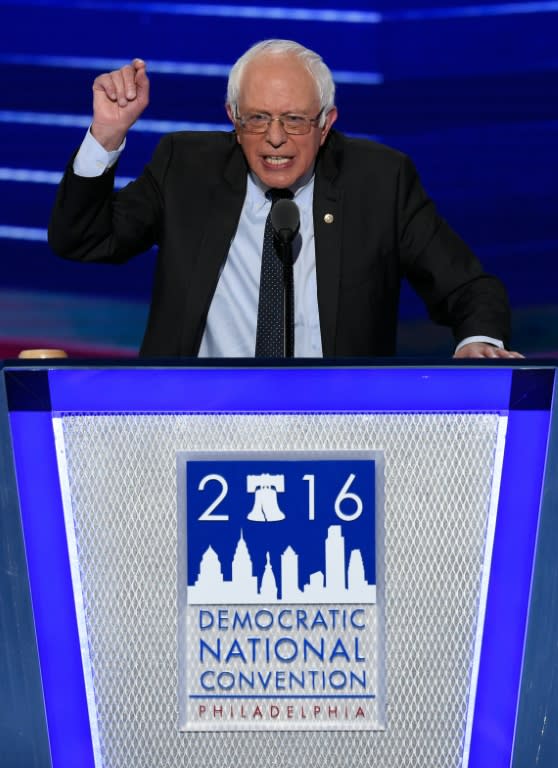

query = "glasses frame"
[234, 109, 324, 135]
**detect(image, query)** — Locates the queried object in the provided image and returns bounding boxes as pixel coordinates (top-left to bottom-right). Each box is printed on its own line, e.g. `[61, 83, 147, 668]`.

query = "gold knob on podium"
[18, 349, 68, 359]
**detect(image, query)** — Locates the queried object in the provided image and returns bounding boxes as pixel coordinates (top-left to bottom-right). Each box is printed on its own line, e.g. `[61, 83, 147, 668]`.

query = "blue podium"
[1, 362, 557, 768]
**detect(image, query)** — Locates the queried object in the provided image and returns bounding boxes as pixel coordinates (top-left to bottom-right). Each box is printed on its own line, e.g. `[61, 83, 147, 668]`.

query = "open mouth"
[264, 156, 291, 166]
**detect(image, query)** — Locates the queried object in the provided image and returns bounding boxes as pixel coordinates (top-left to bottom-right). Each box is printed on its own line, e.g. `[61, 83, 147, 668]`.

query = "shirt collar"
[247, 169, 315, 211]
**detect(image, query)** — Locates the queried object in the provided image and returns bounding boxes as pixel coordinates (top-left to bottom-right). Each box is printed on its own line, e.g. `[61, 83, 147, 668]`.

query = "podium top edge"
[2, 356, 558, 371]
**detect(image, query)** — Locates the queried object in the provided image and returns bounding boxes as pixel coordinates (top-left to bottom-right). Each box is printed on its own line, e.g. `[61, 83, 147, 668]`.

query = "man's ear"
[319, 107, 338, 146]
[225, 103, 240, 142]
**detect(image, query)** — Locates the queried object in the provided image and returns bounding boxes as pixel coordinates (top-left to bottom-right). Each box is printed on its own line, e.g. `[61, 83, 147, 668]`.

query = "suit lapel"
[181, 143, 247, 351]
[314, 134, 343, 356]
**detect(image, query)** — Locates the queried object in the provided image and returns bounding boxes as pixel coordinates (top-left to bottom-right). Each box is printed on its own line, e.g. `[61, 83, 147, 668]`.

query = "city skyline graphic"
[188, 524, 376, 605]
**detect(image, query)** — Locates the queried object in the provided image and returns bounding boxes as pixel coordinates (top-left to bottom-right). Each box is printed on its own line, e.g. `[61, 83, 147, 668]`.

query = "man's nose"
[265, 118, 288, 145]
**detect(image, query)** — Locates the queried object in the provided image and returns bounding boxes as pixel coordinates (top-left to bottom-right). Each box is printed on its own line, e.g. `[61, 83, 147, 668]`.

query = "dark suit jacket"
[48, 130, 511, 356]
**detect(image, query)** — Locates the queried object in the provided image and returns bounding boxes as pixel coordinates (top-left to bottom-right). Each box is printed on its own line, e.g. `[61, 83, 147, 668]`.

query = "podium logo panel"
[178, 451, 385, 731]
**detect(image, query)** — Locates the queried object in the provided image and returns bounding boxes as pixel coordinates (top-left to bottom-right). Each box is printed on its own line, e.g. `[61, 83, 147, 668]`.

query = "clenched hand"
[91, 58, 150, 151]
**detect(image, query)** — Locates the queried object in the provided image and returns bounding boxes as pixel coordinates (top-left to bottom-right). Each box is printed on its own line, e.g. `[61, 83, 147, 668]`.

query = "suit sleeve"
[48, 136, 173, 264]
[397, 154, 511, 348]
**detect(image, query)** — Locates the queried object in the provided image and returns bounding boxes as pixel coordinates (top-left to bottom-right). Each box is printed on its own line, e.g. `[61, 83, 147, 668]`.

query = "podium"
[1, 362, 557, 767]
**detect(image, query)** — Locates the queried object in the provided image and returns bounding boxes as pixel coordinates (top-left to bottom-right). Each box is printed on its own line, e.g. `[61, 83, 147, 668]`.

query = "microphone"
[270, 197, 299, 358]
[271, 198, 300, 245]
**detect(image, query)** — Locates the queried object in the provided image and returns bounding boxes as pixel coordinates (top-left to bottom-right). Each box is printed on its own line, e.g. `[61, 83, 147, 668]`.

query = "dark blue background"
[185, 458, 376, 594]
[1, 0, 556, 357]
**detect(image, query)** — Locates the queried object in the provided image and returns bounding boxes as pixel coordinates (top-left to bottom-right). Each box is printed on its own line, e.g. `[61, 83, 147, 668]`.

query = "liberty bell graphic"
[246, 474, 286, 522]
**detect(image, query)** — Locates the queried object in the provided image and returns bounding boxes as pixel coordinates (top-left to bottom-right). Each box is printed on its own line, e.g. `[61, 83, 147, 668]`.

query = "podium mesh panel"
[58, 411, 501, 768]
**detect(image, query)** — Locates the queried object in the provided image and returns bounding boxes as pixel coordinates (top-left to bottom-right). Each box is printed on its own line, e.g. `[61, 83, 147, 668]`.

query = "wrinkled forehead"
[238, 54, 320, 110]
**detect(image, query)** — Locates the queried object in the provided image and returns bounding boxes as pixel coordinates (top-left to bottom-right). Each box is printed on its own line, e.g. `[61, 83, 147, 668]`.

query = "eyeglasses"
[235, 110, 323, 135]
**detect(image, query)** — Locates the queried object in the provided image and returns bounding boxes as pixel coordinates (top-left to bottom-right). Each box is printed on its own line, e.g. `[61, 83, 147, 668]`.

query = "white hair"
[227, 39, 336, 127]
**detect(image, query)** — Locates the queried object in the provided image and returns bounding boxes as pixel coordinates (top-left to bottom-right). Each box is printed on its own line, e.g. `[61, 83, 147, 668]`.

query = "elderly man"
[48, 39, 521, 359]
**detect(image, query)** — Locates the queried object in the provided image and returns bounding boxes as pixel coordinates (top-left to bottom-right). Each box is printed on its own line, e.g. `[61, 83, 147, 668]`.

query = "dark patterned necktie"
[255, 187, 294, 357]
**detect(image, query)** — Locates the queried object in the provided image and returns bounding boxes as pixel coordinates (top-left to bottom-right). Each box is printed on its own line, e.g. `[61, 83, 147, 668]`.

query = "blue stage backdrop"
[0, 0, 556, 358]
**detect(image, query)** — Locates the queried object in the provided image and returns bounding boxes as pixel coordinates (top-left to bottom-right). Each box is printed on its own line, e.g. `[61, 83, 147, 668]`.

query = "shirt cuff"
[73, 128, 126, 178]
[454, 336, 504, 353]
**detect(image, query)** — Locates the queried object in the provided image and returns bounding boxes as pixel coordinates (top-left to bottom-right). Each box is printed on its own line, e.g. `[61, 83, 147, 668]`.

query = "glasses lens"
[239, 115, 266, 132]
[282, 116, 310, 134]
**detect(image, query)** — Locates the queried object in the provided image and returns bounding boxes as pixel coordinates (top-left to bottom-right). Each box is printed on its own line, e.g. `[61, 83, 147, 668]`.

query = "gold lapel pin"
[324, 213, 334, 224]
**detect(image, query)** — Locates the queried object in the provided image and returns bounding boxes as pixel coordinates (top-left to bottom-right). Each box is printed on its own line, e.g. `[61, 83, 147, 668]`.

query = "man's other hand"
[454, 342, 524, 359]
